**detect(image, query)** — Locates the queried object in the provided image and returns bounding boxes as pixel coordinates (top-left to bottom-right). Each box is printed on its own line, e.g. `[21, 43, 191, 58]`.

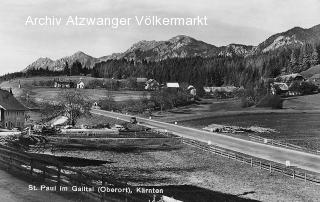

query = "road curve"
[91, 109, 320, 174]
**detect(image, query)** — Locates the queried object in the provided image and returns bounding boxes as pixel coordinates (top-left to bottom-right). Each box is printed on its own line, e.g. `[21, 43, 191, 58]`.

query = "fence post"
[43, 165, 46, 180]
[9, 156, 12, 170]
[30, 158, 33, 175]
[56, 166, 61, 189]
[304, 173, 307, 182]
[292, 169, 295, 179]
[269, 163, 272, 173]
[250, 158, 253, 167]
[259, 161, 262, 169]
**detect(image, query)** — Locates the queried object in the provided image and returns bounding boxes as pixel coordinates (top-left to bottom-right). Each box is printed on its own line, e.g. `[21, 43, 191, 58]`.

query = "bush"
[240, 97, 255, 108]
[86, 80, 104, 89]
[256, 95, 283, 109]
[33, 80, 55, 87]
[289, 81, 318, 95]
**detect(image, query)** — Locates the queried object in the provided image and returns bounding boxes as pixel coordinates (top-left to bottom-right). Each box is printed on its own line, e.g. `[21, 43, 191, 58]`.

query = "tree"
[311, 47, 319, 66]
[289, 49, 298, 72]
[300, 44, 313, 71]
[70, 60, 82, 76]
[58, 90, 91, 126]
[98, 90, 116, 111]
[64, 61, 70, 76]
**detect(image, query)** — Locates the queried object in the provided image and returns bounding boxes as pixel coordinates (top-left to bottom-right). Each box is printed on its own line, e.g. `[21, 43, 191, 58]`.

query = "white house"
[187, 85, 197, 96]
[77, 80, 85, 89]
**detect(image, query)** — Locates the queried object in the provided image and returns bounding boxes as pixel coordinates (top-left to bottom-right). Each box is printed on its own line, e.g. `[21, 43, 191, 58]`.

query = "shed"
[166, 83, 180, 88]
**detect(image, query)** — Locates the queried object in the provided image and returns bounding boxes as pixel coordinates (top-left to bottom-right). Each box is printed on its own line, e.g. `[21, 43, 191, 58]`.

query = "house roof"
[277, 73, 304, 82]
[146, 79, 158, 84]
[166, 82, 179, 88]
[203, 86, 238, 93]
[136, 78, 148, 83]
[273, 82, 289, 91]
[0, 89, 27, 111]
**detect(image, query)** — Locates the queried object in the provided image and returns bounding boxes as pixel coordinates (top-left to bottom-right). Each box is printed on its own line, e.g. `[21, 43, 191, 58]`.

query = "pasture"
[180, 113, 320, 150]
[0, 76, 149, 103]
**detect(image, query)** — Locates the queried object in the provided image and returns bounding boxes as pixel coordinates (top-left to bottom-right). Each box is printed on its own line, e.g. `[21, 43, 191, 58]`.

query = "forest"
[1, 43, 320, 96]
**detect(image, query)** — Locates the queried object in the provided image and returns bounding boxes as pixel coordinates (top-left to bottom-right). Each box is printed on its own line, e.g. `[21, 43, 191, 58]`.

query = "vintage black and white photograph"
[0, 0, 320, 201]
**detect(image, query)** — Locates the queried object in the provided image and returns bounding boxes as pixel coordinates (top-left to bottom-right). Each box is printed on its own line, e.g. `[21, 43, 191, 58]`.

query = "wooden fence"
[0, 144, 157, 202]
[182, 138, 320, 185]
[248, 134, 320, 155]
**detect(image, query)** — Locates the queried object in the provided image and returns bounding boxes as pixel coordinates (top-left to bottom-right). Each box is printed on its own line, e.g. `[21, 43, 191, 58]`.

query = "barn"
[0, 89, 27, 129]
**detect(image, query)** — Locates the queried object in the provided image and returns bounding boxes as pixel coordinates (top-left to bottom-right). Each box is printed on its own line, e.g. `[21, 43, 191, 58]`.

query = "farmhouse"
[145, 79, 160, 90]
[0, 89, 27, 129]
[275, 73, 304, 84]
[203, 86, 238, 94]
[54, 81, 74, 88]
[187, 85, 197, 96]
[77, 79, 85, 89]
[270, 82, 289, 95]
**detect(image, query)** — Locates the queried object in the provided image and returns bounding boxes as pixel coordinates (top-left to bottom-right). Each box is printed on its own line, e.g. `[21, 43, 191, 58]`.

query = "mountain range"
[24, 24, 320, 72]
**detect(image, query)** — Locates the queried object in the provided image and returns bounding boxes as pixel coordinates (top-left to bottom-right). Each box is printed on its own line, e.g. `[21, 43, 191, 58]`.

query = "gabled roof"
[277, 73, 304, 81]
[203, 86, 238, 93]
[136, 78, 148, 83]
[166, 82, 179, 88]
[0, 89, 27, 111]
[273, 82, 289, 91]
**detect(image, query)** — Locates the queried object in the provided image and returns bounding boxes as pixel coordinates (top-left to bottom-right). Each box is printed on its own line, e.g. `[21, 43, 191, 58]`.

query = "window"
[5, 122, 8, 128]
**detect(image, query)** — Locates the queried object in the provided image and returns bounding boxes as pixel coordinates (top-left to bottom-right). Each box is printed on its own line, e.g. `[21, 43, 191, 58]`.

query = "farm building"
[187, 85, 197, 96]
[270, 82, 303, 96]
[275, 73, 304, 84]
[166, 82, 180, 88]
[77, 79, 85, 88]
[136, 78, 148, 83]
[54, 81, 74, 88]
[270, 82, 289, 95]
[0, 89, 27, 129]
[203, 86, 238, 94]
[145, 79, 160, 90]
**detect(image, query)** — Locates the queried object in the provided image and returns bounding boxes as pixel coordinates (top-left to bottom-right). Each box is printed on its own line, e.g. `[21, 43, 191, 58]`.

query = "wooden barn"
[0, 89, 27, 129]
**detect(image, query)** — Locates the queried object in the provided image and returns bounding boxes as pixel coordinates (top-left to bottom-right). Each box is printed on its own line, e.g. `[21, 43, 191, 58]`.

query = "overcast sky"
[0, 0, 320, 75]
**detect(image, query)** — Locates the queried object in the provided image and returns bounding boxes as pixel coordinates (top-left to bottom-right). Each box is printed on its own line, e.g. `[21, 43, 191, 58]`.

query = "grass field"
[53, 144, 320, 202]
[0, 76, 149, 103]
[180, 113, 320, 150]
[283, 93, 320, 110]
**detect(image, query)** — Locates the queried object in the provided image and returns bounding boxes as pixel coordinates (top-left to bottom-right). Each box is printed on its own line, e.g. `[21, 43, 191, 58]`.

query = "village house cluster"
[54, 78, 85, 89]
[271, 73, 307, 96]
[136, 78, 197, 96]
